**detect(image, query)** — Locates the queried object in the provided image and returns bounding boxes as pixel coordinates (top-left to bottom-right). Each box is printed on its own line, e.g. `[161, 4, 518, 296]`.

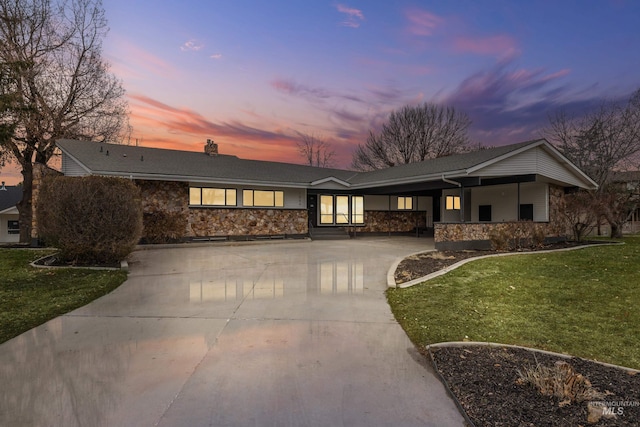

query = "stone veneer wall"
[135, 180, 307, 238]
[137, 180, 190, 239]
[137, 180, 189, 215]
[189, 208, 307, 237]
[353, 210, 427, 233]
[434, 184, 569, 249]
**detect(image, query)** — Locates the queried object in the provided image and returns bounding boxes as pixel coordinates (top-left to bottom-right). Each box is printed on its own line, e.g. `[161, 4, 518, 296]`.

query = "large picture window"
[243, 190, 284, 207]
[397, 196, 413, 210]
[190, 188, 236, 206]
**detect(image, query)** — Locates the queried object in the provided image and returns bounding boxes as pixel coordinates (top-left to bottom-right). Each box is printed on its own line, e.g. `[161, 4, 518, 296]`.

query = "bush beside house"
[37, 176, 143, 264]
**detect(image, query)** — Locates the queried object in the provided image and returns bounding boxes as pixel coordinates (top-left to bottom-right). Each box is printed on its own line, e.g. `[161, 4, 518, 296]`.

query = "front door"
[307, 194, 317, 226]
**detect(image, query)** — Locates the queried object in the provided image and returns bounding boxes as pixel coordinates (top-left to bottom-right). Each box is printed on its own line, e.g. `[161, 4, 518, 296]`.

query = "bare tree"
[557, 190, 599, 241]
[546, 89, 640, 187]
[352, 103, 471, 171]
[296, 132, 336, 168]
[0, 0, 128, 243]
[546, 88, 640, 238]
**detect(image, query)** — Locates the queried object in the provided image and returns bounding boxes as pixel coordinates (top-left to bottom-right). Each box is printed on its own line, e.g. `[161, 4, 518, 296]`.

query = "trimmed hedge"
[37, 175, 143, 265]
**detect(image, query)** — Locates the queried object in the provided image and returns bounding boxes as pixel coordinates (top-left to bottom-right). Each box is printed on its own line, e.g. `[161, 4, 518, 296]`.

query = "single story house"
[0, 182, 22, 243]
[54, 138, 597, 249]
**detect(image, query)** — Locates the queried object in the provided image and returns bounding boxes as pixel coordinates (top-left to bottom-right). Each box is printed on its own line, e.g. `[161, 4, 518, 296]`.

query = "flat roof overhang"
[308, 174, 539, 196]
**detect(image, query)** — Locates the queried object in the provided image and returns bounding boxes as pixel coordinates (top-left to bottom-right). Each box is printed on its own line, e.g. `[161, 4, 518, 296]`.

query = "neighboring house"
[55, 138, 597, 249]
[0, 182, 22, 244]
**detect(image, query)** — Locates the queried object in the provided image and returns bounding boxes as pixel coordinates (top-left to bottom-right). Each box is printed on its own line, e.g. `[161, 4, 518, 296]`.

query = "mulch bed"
[394, 241, 640, 426]
[394, 241, 596, 284]
[431, 346, 639, 426]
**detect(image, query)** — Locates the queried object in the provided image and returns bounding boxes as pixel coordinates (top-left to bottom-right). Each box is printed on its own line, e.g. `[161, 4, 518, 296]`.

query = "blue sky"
[2, 0, 640, 183]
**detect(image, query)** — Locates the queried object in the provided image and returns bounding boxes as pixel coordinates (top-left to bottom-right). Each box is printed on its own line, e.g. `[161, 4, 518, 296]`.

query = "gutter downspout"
[442, 175, 464, 223]
[441, 175, 462, 188]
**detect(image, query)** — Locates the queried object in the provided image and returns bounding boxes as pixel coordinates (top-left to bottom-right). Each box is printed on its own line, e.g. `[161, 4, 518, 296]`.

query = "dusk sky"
[2, 0, 640, 184]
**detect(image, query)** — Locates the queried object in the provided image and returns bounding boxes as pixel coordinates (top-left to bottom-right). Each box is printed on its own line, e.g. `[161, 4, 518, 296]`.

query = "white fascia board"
[309, 176, 351, 187]
[0, 206, 19, 215]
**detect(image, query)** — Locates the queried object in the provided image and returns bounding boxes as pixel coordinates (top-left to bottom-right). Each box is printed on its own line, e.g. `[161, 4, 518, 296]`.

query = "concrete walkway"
[0, 237, 464, 427]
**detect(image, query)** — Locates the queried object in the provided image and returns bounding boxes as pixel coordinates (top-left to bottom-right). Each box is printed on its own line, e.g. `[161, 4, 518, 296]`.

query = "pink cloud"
[109, 38, 178, 80]
[336, 4, 365, 28]
[405, 8, 443, 36]
[126, 93, 315, 163]
[453, 35, 519, 57]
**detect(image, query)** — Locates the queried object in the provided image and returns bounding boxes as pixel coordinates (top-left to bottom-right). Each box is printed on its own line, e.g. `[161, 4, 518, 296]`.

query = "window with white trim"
[397, 196, 413, 210]
[189, 188, 237, 206]
[445, 195, 460, 210]
[243, 190, 284, 207]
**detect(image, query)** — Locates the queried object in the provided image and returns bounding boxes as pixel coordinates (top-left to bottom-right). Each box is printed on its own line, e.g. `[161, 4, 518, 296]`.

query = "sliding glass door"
[318, 195, 364, 226]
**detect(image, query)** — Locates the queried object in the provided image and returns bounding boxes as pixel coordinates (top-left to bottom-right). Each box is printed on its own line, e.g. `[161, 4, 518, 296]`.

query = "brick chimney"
[204, 138, 219, 156]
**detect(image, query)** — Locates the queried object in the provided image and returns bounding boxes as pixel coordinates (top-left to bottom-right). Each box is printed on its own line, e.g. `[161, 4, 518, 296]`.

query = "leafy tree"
[296, 132, 336, 167]
[352, 103, 471, 171]
[0, 0, 128, 243]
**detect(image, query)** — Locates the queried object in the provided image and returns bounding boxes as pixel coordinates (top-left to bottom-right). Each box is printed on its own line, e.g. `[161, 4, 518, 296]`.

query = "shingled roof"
[57, 138, 596, 190]
[0, 185, 22, 212]
[57, 139, 358, 187]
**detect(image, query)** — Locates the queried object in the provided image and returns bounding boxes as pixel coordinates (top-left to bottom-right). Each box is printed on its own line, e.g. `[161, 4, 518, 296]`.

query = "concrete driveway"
[0, 237, 464, 427]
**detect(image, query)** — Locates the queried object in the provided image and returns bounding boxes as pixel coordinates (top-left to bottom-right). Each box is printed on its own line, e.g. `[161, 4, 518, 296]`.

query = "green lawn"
[0, 249, 128, 344]
[387, 236, 640, 370]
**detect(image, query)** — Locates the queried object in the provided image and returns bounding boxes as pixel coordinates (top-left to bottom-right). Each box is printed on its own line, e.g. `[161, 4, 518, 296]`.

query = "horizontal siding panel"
[520, 182, 548, 221]
[61, 154, 89, 177]
[473, 149, 538, 177]
[536, 148, 585, 187]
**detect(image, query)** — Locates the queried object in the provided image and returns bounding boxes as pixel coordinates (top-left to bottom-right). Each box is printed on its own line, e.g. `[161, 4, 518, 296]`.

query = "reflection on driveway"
[0, 237, 465, 427]
[190, 260, 365, 302]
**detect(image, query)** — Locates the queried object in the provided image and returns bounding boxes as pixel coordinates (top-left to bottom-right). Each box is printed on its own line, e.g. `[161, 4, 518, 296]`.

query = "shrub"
[516, 361, 604, 403]
[38, 175, 143, 265]
[142, 210, 187, 243]
[488, 226, 513, 251]
[489, 222, 549, 251]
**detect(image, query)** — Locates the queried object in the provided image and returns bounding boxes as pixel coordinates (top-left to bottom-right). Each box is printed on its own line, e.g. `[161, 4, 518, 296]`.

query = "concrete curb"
[388, 242, 623, 288]
[30, 254, 129, 271]
[385, 248, 436, 290]
[427, 341, 640, 374]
